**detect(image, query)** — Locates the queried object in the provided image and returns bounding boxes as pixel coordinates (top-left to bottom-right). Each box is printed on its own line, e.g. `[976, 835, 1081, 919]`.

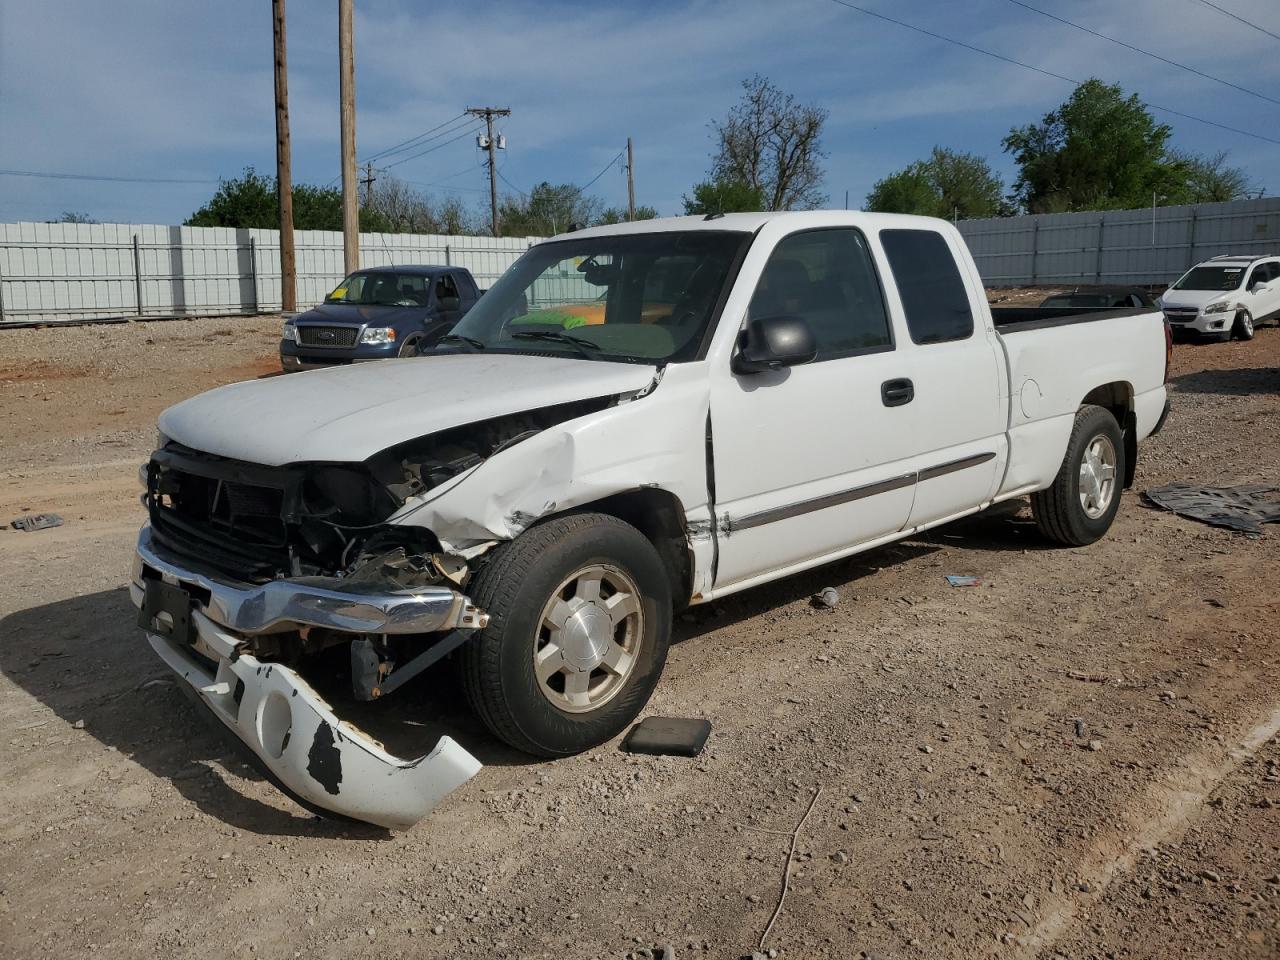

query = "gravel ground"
[0, 315, 1277, 960]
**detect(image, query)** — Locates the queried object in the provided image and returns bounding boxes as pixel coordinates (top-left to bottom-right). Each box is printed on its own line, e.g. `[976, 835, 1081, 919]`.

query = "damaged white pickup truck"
[132, 211, 1172, 828]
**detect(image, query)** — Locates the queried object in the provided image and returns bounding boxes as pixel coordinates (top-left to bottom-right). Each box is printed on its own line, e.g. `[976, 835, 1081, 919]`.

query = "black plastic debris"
[1144, 483, 1280, 536]
[10, 513, 63, 532]
[623, 717, 711, 757]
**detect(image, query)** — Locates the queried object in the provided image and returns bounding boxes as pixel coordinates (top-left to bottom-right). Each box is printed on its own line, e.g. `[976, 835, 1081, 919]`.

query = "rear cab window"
[879, 229, 974, 344]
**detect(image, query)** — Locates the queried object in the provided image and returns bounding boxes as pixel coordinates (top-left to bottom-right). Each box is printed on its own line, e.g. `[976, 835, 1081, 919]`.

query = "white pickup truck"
[133, 211, 1171, 828]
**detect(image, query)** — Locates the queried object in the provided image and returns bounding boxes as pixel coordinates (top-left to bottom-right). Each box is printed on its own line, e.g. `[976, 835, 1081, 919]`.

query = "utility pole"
[626, 137, 636, 222]
[339, 0, 358, 274]
[362, 161, 377, 208]
[272, 0, 296, 312]
[466, 106, 510, 237]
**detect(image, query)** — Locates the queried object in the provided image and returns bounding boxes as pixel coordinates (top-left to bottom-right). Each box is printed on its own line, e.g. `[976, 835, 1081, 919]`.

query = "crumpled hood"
[159, 354, 658, 466]
[294, 302, 422, 326]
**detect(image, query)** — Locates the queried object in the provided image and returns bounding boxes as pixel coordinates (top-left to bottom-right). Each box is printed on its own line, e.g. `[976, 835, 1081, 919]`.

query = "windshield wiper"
[510, 329, 601, 358]
[436, 333, 486, 352]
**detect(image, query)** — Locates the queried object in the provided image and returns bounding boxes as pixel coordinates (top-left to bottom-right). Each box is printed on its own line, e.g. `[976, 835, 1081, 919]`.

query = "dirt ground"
[1, 314, 1278, 960]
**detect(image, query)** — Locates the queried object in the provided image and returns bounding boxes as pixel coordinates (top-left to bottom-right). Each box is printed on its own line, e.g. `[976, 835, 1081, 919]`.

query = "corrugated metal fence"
[957, 196, 1280, 287]
[0, 221, 542, 325]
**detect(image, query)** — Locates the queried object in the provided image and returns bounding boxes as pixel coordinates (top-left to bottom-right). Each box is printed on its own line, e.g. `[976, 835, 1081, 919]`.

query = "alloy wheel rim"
[1078, 434, 1118, 519]
[532, 563, 644, 714]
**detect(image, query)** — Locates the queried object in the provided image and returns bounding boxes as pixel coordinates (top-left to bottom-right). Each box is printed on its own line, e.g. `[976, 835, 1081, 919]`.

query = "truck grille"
[298, 325, 359, 347]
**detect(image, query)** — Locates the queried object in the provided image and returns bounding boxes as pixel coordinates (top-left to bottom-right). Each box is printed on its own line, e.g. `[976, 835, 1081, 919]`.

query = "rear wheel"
[1232, 309, 1255, 341]
[1032, 404, 1125, 546]
[460, 513, 672, 757]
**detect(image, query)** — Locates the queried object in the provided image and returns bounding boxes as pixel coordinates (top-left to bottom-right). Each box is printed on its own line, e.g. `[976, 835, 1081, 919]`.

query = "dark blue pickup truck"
[280, 265, 480, 371]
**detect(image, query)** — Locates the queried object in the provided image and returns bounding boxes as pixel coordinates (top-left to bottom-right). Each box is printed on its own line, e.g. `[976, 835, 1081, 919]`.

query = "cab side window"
[1249, 262, 1277, 288]
[747, 228, 893, 361]
[879, 229, 974, 344]
[436, 274, 459, 302]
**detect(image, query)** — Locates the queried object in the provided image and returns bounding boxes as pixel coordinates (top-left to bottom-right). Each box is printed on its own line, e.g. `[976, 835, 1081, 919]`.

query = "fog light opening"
[258, 691, 293, 759]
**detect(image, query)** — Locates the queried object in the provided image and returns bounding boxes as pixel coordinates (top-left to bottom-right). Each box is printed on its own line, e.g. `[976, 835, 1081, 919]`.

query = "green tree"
[709, 75, 827, 210]
[681, 178, 765, 215]
[1003, 79, 1185, 213]
[497, 182, 602, 236]
[595, 205, 658, 225]
[186, 167, 391, 231]
[866, 147, 1006, 219]
[187, 168, 277, 227]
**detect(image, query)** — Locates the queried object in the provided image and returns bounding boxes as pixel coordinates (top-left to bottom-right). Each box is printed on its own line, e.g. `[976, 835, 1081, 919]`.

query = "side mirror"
[438, 294, 461, 311]
[732, 315, 817, 374]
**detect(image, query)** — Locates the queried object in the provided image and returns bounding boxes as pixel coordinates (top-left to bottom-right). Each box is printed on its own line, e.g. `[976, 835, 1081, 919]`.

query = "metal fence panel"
[957, 197, 1280, 287]
[0, 221, 543, 325]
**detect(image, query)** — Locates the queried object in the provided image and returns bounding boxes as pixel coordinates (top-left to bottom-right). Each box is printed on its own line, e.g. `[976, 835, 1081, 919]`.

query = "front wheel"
[1032, 404, 1125, 546]
[460, 513, 672, 757]
[397, 334, 423, 357]
[1232, 310, 1255, 341]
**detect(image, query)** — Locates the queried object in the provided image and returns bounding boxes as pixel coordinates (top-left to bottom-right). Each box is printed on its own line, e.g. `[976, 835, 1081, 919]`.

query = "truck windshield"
[441, 231, 749, 363]
[325, 271, 429, 306]
[1172, 266, 1245, 292]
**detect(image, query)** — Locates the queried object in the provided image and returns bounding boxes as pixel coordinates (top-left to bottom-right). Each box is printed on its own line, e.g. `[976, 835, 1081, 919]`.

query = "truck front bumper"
[130, 525, 485, 829]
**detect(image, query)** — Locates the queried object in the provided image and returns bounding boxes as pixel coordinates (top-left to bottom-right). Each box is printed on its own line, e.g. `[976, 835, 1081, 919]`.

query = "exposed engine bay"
[144, 396, 614, 589]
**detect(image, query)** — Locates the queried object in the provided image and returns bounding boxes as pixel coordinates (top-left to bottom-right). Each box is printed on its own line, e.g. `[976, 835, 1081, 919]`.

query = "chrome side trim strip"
[726, 473, 917, 533]
[724, 451, 997, 533]
[917, 451, 997, 483]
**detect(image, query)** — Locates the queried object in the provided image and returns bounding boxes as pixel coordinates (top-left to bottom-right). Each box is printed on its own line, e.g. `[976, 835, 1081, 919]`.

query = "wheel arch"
[556, 488, 694, 611]
[1080, 381, 1137, 488]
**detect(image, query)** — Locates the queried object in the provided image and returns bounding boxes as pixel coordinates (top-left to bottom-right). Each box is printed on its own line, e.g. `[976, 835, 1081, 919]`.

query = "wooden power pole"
[362, 161, 377, 208]
[466, 106, 510, 237]
[272, 0, 296, 312]
[626, 137, 636, 222]
[339, 0, 358, 274]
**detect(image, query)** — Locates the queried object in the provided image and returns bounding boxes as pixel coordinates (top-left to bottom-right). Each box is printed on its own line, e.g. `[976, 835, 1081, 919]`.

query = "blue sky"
[2, 0, 1278, 225]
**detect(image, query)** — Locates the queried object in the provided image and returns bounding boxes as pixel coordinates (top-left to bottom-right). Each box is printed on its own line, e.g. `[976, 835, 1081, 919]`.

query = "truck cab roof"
[350, 264, 461, 276]
[551, 210, 954, 242]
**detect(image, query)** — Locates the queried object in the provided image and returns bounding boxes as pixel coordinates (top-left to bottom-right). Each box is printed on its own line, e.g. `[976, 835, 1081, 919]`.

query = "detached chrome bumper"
[135, 525, 487, 635]
[130, 525, 484, 829]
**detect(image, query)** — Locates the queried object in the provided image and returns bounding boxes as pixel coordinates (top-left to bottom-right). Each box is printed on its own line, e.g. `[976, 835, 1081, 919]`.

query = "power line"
[576, 148, 627, 194]
[1191, 0, 1280, 43]
[825, 0, 1280, 146]
[383, 121, 485, 169]
[495, 166, 527, 198]
[362, 113, 470, 164]
[0, 168, 219, 185]
[1005, 0, 1280, 106]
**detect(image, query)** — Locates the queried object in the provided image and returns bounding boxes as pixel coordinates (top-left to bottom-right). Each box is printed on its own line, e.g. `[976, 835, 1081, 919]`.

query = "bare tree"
[366, 174, 481, 235]
[1172, 150, 1257, 203]
[711, 75, 828, 211]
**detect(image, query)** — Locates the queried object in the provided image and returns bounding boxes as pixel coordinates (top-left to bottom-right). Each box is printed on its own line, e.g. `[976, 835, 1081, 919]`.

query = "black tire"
[460, 512, 672, 757]
[1032, 404, 1125, 547]
[1232, 309, 1255, 341]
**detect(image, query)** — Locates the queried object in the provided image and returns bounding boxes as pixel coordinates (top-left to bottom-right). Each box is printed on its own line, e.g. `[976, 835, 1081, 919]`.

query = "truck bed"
[990, 305, 1154, 333]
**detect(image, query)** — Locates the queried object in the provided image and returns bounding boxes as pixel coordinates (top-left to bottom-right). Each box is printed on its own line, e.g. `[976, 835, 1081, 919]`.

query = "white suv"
[1159, 254, 1280, 340]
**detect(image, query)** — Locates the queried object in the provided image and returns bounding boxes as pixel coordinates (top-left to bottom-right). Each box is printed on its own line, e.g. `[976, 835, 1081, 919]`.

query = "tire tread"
[1032, 404, 1123, 547]
[460, 512, 660, 756]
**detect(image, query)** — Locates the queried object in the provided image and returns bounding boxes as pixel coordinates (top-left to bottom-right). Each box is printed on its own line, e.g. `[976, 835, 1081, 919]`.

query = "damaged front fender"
[389, 365, 717, 578]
